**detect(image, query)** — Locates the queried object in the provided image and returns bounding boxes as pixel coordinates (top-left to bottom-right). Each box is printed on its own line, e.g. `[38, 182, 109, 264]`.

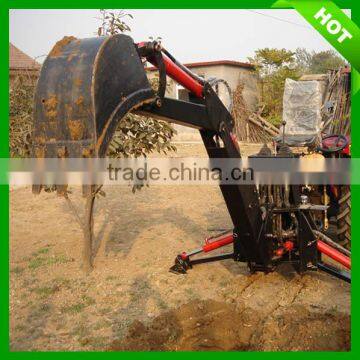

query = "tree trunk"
[82, 193, 96, 273]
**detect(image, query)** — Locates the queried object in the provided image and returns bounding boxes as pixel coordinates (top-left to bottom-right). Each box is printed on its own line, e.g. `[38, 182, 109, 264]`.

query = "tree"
[294, 47, 313, 74]
[74, 10, 176, 272]
[308, 50, 346, 74]
[96, 10, 176, 159]
[294, 48, 346, 74]
[248, 47, 346, 126]
[97, 9, 132, 35]
[248, 48, 300, 125]
[249, 48, 296, 77]
[8, 10, 177, 272]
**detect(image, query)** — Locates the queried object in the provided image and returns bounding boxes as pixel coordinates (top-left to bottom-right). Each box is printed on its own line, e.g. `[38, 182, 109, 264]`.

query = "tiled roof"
[10, 43, 41, 70]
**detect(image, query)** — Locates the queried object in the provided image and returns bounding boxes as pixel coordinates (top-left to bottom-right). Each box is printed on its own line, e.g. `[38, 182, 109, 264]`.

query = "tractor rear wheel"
[337, 185, 351, 249]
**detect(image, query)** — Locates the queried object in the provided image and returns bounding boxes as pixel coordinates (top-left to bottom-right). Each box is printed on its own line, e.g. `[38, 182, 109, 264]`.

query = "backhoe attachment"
[32, 34, 350, 282]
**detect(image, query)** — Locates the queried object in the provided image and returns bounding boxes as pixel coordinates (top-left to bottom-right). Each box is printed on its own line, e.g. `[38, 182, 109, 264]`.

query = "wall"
[147, 64, 259, 142]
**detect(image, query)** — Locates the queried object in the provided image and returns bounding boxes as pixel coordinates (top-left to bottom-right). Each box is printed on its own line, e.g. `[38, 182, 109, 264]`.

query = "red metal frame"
[181, 232, 351, 271]
[317, 240, 351, 269]
[160, 54, 204, 98]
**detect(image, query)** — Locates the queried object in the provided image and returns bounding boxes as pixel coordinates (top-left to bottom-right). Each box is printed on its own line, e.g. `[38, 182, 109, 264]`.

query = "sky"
[9, 9, 348, 64]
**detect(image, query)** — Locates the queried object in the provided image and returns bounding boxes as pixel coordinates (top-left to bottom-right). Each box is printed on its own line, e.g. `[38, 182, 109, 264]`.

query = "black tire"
[337, 186, 351, 249]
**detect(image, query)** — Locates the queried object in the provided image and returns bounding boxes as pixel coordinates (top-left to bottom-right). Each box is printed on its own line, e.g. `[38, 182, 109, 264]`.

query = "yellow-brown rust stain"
[49, 36, 77, 57]
[68, 119, 84, 140]
[74, 78, 83, 87]
[75, 96, 84, 106]
[46, 110, 58, 119]
[43, 94, 59, 120]
[75, 96, 89, 118]
[44, 94, 58, 109]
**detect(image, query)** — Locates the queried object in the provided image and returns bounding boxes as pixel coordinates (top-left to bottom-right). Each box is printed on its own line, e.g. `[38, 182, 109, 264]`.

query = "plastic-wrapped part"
[279, 79, 322, 147]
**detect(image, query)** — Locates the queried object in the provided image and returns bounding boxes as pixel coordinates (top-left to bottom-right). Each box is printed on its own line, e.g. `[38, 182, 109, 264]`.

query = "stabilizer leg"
[169, 231, 234, 274]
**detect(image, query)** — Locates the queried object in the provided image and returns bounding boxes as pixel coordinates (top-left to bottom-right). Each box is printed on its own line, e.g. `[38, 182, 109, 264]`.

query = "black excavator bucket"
[33, 34, 155, 161]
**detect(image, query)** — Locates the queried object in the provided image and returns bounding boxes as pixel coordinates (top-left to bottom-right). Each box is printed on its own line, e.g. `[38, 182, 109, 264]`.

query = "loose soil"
[10, 143, 350, 351]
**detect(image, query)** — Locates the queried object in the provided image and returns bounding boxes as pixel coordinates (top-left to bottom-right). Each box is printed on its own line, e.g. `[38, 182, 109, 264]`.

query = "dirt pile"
[111, 299, 350, 351]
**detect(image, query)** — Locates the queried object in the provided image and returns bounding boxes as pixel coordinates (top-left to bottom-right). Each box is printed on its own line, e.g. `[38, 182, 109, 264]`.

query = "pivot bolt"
[155, 97, 162, 107]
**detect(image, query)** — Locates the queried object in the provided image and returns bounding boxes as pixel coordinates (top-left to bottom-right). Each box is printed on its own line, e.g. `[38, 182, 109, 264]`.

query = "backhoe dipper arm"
[136, 41, 268, 268]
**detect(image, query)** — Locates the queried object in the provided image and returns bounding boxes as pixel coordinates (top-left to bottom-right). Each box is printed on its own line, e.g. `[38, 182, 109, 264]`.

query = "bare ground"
[10, 144, 350, 351]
